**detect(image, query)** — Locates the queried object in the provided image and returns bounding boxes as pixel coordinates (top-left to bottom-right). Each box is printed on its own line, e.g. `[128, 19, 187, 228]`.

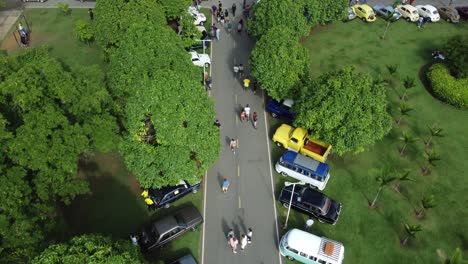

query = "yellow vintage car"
[352, 4, 377, 22]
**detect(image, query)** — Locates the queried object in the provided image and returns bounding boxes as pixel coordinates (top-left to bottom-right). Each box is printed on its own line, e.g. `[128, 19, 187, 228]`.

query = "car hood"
[198, 53, 210, 62]
[177, 205, 203, 226]
[325, 200, 342, 223]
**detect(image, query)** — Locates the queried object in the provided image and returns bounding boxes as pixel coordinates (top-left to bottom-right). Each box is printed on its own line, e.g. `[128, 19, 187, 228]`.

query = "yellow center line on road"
[237, 165, 240, 177]
[238, 196, 241, 208]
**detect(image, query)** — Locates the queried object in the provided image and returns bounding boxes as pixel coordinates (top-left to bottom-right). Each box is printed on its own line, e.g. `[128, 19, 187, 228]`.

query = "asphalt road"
[200, 1, 282, 264]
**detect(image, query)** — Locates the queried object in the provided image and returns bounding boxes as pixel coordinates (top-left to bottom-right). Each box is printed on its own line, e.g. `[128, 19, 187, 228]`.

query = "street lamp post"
[194, 38, 212, 87]
[283, 181, 305, 229]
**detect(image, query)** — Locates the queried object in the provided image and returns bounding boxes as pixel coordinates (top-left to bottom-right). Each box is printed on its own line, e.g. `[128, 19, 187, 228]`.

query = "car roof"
[153, 214, 179, 235]
[171, 254, 198, 264]
[282, 151, 329, 178]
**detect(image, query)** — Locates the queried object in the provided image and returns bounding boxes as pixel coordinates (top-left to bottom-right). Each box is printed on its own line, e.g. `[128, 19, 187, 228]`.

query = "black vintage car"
[278, 185, 342, 225]
[134, 205, 203, 252]
[147, 180, 201, 209]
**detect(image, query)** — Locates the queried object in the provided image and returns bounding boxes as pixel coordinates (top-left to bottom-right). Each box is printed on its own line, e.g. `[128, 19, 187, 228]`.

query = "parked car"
[278, 185, 342, 225]
[133, 205, 203, 252]
[265, 99, 294, 120]
[437, 6, 460, 23]
[21, 0, 47, 2]
[455, 6, 468, 20]
[352, 4, 377, 22]
[188, 6, 207, 25]
[415, 5, 440, 22]
[397, 4, 420, 22]
[373, 5, 402, 21]
[189, 51, 211, 67]
[343, 7, 357, 22]
[146, 180, 200, 209]
[170, 254, 198, 264]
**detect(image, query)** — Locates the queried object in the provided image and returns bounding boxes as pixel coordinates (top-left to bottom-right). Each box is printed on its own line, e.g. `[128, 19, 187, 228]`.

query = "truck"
[273, 124, 332, 163]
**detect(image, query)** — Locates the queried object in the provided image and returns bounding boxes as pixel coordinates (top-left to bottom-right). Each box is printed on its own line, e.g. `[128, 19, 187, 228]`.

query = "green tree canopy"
[444, 34, 468, 78]
[248, 0, 310, 38]
[302, 0, 347, 24]
[120, 70, 220, 188]
[32, 234, 145, 264]
[293, 67, 392, 155]
[0, 47, 118, 261]
[108, 24, 197, 98]
[157, 0, 191, 20]
[94, 0, 166, 52]
[250, 25, 309, 101]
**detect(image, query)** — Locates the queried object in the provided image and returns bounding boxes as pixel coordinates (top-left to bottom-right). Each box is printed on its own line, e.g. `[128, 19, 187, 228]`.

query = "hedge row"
[427, 63, 468, 109]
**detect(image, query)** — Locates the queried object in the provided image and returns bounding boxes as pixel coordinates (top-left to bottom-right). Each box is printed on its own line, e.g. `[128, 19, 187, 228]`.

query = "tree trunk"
[396, 116, 402, 125]
[381, 21, 391, 40]
[369, 186, 382, 208]
[401, 236, 409, 246]
[421, 165, 430, 176]
[424, 136, 433, 147]
[415, 209, 425, 219]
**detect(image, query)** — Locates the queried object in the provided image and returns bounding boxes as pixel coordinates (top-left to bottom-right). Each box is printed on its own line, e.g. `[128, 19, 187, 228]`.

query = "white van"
[275, 151, 330, 190]
[279, 229, 345, 264]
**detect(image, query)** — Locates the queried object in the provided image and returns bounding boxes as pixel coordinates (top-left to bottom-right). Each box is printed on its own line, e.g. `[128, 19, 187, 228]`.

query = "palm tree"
[399, 131, 417, 156]
[401, 223, 422, 246]
[421, 148, 441, 175]
[369, 166, 397, 208]
[415, 194, 435, 219]
[403, 76, 416, 89]
[381, 1, 401, 40]
[424, 123, 444, 148]
[437, 247, 465, 264]
[392, 170, 413, 193]
[396, 102, 412, 125]
[386, 64, 398, 75]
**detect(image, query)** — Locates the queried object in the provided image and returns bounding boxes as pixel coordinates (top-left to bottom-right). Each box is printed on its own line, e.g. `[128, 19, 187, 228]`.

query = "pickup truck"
[265, 99, 294, 120]
[273, 124, 332, 163]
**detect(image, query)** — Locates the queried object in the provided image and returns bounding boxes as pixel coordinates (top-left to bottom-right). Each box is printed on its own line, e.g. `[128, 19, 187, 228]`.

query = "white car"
[397, 4, 420, 22]
[188, 6, 207, 25]
[415, 5, 440, 22]
[189, 51, 211, 67]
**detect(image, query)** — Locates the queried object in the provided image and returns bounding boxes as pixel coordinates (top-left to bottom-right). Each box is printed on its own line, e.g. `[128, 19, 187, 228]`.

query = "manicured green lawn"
[2, 9, 204, 264]
[273, 19, 468, 264]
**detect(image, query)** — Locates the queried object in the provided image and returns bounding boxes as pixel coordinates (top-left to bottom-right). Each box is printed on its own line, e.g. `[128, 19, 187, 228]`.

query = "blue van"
[275, 151, 330, 190]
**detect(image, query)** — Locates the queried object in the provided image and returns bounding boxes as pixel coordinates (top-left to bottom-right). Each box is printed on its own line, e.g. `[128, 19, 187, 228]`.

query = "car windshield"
[412, 10, 418, 14]
[368, 10, 375, 15]
[175, 214, 187, 227]
[320, 197, 331, 215]
[433, 11, 438, 14]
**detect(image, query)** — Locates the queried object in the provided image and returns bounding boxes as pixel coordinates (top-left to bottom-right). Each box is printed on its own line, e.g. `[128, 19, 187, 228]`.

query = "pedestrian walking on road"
[243, 77, 250, 92]
[253, 112, 258, 129]
[216, 27, 221, 41]
[220, 12, 225, 24]
[244, 104, 251, 121]
[237, 21, 243, 33]
[247, 228, 253, 243]
[240, 234, 248, 251]
[233, 64, 239, 76]
[219, 1, 223, 10]
[222, 178, 230, 193]
[240, 110, 246, 122]
[232, 3, 237, 16]
[211, 5, 217, 14]
[229, 236, 238, 253]
[252, 80, 258, 94]
[229, 138, 237, 154]
[227, 229, 235, 240]
[224, 9, 229, 19]
[409, 0, 415, 5]
[239, 64, 244, 77]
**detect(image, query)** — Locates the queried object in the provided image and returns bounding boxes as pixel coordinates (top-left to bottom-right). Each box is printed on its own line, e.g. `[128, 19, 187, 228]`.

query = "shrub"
[444, 35, 468, 78]
[57, 2, 71, 15]
[75, 20, 94, 45]
[427, 63, 468, 109]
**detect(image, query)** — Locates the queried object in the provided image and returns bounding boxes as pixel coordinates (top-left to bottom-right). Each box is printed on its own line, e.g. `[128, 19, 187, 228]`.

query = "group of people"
[227, 228, 253, 254]
[240, 104, 258, 129]
[233, 64, 258, 94]
[210, 1, 245, 37]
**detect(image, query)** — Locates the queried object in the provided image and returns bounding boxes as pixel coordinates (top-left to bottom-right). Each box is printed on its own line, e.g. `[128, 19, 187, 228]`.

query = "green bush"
[427, 63, 468, 108]
[57, 2, 71, 15]
[75, 20, 94, 44]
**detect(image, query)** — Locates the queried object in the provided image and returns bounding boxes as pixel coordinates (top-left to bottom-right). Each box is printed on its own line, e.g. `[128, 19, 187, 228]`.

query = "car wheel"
[271, 112, 278, 118]
[281, 172, 288, 177]
[275, 142, 283, 148]
[406, 17, 411, 22]
[164, 203, 170, 209]
[192, 188, 198, 194]
[191, 226, 197, 231]
[204, 63, 210, 68]
[446, 18, 451, 22]
[361, 17, 366, 22]
[318, 219, 325, 224]
[287, 256, 295, 261]
[200, 21, 205, 26]
[309, 184, 318, 189]
[282, 203, 290, 208]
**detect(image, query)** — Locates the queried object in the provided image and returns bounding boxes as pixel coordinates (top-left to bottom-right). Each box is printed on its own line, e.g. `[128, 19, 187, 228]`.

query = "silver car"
[373, 5, 402, 21]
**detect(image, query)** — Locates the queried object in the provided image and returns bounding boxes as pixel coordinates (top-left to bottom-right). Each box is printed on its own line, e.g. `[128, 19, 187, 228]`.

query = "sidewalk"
[0, 9, 22, 44]
[23, 0, 95, 9]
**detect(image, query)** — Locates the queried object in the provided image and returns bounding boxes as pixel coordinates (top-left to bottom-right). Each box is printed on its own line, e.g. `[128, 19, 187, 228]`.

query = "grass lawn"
[0, 9, 204, 264]
[272, 19, 468, 264]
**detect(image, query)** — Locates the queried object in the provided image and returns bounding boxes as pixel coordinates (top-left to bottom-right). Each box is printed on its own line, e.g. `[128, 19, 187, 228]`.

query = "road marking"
[263, 90, 283, 264]
[235, 93, 238, 103]
[238, 165, 240, 177]
[201, 170, 208, 264]
[238, 196, 241, 208]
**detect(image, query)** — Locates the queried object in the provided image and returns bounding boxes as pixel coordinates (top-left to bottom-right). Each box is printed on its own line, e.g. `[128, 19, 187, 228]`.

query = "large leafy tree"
[444, 34, 468, 78]
[108, 24, 197, 98]
[32, 234, 145, 264]
[248, 0, 310, 38]
[120, 70, 220, 188]
[250, 25, 309, 101]
[294, 67, 392, 155]
[0, 48, 118, 261]
[157, 0, 191, 20]
[302, 0, 347, 25]
[94, 0, 166, 52]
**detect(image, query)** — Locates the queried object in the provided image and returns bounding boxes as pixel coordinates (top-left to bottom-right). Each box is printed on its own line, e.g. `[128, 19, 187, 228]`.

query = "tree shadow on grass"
[63, 172, 148, 239]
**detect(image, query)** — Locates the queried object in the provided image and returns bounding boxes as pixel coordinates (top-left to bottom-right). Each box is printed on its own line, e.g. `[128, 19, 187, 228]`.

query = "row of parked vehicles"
[348, 3, 468, 23]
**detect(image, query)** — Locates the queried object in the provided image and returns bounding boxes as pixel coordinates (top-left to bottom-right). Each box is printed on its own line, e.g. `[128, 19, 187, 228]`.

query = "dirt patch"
[128, 174, 142, 194]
